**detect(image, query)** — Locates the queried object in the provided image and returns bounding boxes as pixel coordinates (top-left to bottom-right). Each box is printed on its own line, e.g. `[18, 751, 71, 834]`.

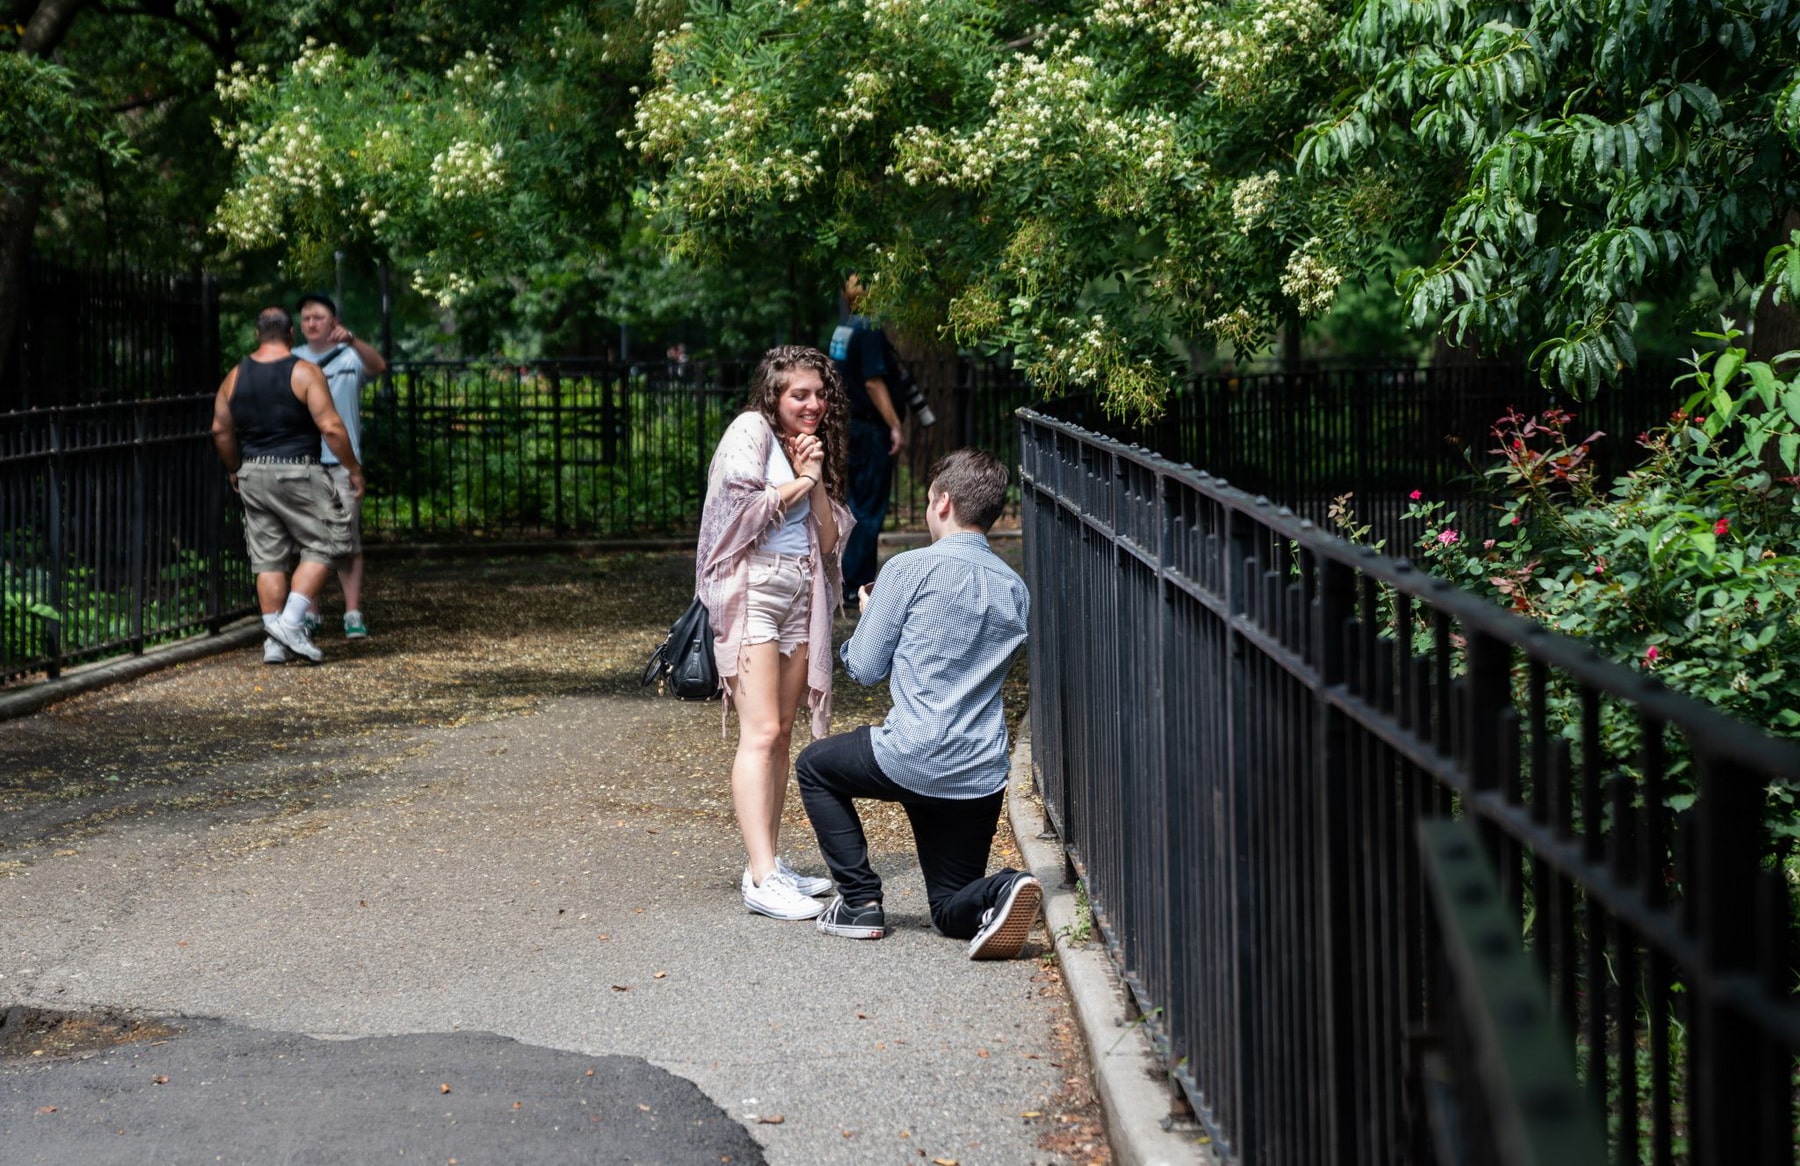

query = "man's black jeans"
[795, 726, 1020, 939]
[842, 418, 892, 592]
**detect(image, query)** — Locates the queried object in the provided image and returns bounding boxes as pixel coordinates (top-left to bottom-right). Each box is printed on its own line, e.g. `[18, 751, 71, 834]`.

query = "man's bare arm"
[865, 376, 905, 456]
[211, 367, 241, 480]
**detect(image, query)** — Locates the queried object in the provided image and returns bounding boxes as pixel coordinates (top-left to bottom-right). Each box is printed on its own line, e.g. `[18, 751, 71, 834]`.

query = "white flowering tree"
[210, 3, 670, 311]
[632, 0, 1451, 418]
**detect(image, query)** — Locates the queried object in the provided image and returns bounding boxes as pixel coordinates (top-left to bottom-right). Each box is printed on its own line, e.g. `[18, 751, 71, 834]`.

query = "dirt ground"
[0, 547, 1110, 1165]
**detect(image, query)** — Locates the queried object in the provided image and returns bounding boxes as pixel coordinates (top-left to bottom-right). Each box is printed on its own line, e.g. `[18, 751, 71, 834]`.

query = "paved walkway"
[0, 552, 1110, 1164]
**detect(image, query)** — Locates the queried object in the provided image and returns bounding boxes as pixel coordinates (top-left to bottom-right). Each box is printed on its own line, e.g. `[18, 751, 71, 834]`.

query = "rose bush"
[1395, 329, 1800, 822]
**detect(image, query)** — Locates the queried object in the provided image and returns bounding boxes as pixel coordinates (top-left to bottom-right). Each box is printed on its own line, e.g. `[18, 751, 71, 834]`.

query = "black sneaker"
[968, 875, 1042, 960]
[816, 895, 885, 939]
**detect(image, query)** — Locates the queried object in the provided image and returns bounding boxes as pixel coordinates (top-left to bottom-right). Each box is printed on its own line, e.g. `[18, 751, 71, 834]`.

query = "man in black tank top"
[211, 307, 366, 664]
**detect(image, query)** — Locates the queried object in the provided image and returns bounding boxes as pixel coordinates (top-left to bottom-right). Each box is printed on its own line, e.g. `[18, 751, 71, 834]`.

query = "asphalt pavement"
[0, 553, 1098, 1165]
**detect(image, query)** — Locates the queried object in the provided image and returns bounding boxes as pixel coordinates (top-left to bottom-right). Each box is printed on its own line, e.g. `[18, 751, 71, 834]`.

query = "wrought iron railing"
[1, 396, 256, 685]
[1019, 409, 1800, 1166]
[363, 356, 1034, 539]
[1, 254, 220, 410]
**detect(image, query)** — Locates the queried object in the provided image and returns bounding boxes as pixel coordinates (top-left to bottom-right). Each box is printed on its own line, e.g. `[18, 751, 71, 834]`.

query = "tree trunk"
[1751, 209, 1800, 362]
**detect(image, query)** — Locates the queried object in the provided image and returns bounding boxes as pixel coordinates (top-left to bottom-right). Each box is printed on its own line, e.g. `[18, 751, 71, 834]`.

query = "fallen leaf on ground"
[584, 1069, 595, 1077]
[611, 984, 630, 992]
[440, 1083, 452, 1094]
[151, 1075, 169, 1085]
[654, 971, 667, 979]
[35, 1106, 56, 1115]
[1021, 1111, 1043, 1118]
[932, 1158, 959, 1165]
[512, 1101, 523, 1110]
[976, 1048, 989, 1057]
[756, 1114, 785, 1125]
[637, 1103, 652, 1112]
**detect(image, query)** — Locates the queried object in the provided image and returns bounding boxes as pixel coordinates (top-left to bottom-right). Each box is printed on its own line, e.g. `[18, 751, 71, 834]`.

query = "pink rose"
[1409, 489, 1422, 501]
[1714, 517, 1730, 535]
[1437, 530, 1459, 545]
[1646, 645, 1659, 662]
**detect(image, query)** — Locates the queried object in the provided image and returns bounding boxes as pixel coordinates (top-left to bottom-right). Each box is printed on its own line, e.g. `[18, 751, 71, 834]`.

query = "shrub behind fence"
[1020, 410, 1800, 1166]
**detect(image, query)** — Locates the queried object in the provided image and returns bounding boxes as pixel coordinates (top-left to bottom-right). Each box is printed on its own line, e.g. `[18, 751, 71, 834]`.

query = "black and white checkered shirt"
[841, 532, 1030, 798]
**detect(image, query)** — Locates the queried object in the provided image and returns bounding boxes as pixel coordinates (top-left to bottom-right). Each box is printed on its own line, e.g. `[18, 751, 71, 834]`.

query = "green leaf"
[1782, 434, 1800, 473]
[1713, 349, 1743, 392]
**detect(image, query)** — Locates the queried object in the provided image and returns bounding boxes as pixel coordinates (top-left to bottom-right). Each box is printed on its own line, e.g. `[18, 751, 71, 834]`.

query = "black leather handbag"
[641, 596, 718, 700]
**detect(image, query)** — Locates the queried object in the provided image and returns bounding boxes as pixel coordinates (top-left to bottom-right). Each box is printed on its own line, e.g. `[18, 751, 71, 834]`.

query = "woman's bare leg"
[768, 643, 811, 840]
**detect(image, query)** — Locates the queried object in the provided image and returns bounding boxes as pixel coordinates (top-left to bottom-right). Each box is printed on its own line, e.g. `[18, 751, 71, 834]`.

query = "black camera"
[895, 366, 936, 428]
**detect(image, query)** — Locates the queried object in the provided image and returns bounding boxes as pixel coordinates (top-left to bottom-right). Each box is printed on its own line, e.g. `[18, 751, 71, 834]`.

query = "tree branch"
[21, 0, 89, 55]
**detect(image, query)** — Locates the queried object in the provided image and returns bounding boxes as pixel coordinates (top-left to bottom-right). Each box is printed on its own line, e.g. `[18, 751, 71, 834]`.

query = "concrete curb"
[1006, 727, 1216, 1166]
[0, 618, 265, 723]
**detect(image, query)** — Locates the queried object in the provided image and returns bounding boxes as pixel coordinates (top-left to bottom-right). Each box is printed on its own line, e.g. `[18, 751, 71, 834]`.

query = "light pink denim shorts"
[743, 549, 812, 655]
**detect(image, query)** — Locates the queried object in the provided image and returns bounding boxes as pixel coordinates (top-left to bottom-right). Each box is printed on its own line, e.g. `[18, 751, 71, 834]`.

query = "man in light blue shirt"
[796, 449, 1041, 959]
[292, 292, 386, 648]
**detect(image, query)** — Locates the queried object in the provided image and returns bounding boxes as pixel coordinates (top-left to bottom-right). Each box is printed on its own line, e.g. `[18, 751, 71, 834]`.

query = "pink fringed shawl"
[695, 411, 852, 738]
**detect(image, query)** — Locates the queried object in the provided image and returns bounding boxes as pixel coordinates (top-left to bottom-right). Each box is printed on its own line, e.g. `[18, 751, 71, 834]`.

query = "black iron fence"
[1045, 361, 1687, 552]
[359, 355, 1681, 548]
[363, 356, 1035, 539]
[1, 254, 221, 410]
[1020, 411, 1800, 1165]
[1, 397, 256, 685]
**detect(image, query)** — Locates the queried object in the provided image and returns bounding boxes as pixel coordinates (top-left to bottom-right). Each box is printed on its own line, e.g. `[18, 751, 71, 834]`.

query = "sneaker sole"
[817, 920, 885, 940]
[743, 895, 825, 921]
[969, 878, 1042, 960]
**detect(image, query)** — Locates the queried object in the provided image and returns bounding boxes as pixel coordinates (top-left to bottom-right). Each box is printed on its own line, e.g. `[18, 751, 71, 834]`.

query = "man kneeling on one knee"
[797, 448, 1040, 959]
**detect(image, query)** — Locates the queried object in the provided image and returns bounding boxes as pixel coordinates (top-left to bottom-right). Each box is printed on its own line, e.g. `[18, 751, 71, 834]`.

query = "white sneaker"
[263, 637, 291, 665]
[266, 617, 323, 663]
[742, 867, 825, 920]
[775, 856, 833, 897]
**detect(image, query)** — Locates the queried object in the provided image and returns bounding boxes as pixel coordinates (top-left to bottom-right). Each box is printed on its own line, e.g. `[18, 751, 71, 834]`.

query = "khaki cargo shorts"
[325, 463, 363, 556]
[237, 460, 354, 573]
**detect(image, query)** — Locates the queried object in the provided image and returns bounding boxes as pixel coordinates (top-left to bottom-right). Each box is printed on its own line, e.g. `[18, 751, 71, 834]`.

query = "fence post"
[1314, 552, 1357, 1166]
[205, 421, 225, 635]
[407, 368, 421, 536]
[1223, 500, 1260, 1160]
[45, 412, 64, 678]
[1691, 749, 1765, 1166]
[130, 407, 146, 655]
[549, 365, 565, 538]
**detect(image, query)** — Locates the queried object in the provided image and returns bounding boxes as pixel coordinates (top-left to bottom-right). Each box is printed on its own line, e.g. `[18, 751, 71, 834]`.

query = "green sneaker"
[343, 611, 369, 639]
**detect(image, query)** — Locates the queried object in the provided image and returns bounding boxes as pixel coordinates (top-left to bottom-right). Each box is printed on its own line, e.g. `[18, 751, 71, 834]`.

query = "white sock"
[281, 593, 312, 626]
[262, 613, 280, 633]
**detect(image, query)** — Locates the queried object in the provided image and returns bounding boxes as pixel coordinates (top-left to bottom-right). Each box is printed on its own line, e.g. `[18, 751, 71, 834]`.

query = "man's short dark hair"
[255, 307, 292, 342]
[296, 291, 337, 317]
[929, 448, 1009, 531]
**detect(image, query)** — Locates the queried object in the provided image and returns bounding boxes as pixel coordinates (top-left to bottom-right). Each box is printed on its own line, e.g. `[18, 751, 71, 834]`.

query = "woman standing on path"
[696, 346, 853, 920]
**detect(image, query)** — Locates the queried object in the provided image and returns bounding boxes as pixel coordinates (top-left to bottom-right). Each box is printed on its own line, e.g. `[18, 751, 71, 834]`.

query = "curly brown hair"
[745, 345, 849, 502]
